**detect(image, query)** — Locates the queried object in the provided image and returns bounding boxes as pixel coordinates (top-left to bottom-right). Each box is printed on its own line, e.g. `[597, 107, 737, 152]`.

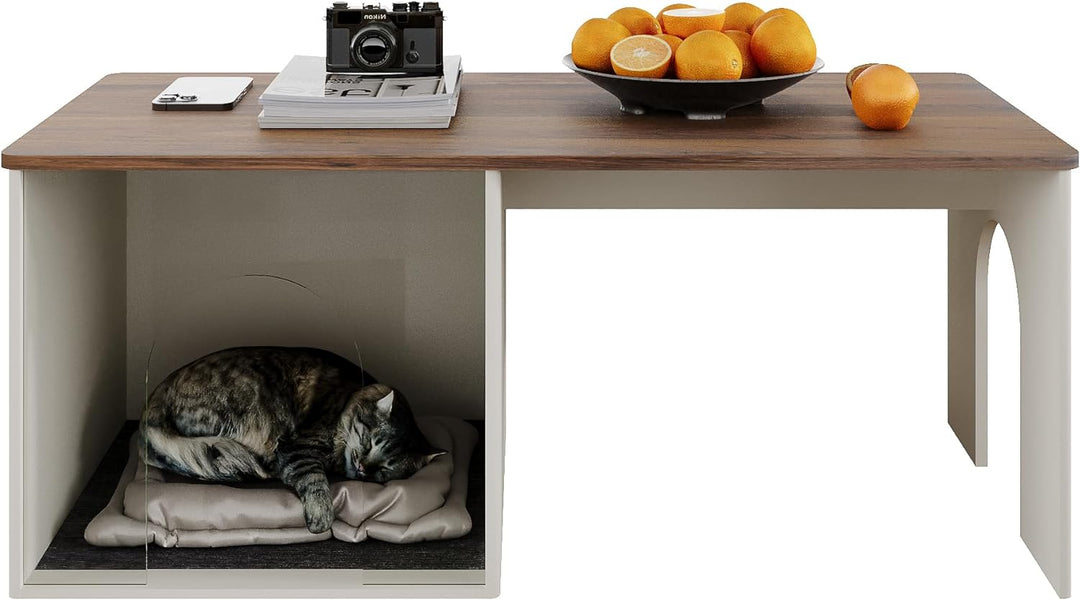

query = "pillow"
[85, 416, 477, 547]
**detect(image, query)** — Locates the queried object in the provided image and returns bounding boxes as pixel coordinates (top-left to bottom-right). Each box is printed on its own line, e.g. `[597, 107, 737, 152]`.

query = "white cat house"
[9, 164, 501, 595]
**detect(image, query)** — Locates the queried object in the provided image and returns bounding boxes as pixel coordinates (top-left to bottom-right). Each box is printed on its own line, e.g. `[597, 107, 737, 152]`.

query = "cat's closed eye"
[345, 450, 364, 479]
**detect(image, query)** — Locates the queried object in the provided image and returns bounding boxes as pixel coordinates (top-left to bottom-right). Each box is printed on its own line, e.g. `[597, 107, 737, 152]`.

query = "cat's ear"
[375, 390, 395, 419]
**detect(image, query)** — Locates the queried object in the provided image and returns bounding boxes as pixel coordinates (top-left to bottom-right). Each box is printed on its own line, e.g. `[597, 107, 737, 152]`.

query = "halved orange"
[610, 35, 673, 78]
[660, 8, 726, 38]
[657, 3, 694, 33]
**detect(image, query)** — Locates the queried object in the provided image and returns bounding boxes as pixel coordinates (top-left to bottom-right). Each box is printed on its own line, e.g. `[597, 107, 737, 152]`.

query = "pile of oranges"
[571, 3, 817, 81]
[572, 3, 921, 130]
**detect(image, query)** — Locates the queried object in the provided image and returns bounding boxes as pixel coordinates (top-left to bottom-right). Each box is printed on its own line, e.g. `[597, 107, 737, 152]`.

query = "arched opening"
[969, 219, 1021, 469]
[986, 222, 1021, 508]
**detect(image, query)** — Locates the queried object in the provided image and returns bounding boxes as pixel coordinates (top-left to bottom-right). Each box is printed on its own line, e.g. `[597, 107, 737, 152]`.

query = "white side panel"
[20, 171, 129, 581]
[995, 172, 1071, 598]
[941, 172, 1071, 598]
[10, 170, 25, 594]
[484, 171, 504, 596]
[125, 171, 486, 419]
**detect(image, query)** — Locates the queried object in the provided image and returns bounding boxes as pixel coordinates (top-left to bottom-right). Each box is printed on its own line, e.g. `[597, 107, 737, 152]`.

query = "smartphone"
[152, 77, 254, 111]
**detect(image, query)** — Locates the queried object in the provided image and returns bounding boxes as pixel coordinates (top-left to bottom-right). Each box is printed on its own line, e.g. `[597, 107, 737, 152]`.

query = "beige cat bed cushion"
[84, 417, 477, 547]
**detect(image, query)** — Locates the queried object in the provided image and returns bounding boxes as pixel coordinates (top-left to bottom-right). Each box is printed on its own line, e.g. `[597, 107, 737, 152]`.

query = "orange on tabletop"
[572, 18, 632, 72]
[675, 30, 742, 80]
[850, 64, 921, 130]
[846, 63, 878, 97]
[609, 7, 662, 35]
[749, 13, 816, 75]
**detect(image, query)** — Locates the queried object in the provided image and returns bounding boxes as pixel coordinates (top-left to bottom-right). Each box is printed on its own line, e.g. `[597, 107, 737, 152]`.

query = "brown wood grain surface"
[2, 72, 1076, 171]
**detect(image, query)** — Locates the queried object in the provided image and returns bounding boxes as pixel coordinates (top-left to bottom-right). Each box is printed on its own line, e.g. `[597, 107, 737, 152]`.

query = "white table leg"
[995, 173, 1071, 598]
[484, 170, 505, 597]
[9, 170, 25, 590]
[948, 209, 996, 466]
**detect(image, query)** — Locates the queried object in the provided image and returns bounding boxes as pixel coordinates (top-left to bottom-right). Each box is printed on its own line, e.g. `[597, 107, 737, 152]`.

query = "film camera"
[326, 2, 444, 75]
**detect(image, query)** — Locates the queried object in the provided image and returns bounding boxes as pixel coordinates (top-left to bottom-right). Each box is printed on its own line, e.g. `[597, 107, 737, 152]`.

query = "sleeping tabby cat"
[138, 346, 446, 533]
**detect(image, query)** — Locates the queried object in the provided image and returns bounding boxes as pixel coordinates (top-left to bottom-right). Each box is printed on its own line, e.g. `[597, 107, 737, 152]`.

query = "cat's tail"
[138, 421, 272, 481]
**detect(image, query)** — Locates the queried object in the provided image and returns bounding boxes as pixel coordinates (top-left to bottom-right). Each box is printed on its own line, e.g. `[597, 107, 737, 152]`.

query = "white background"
[1, 1, 1079, 599]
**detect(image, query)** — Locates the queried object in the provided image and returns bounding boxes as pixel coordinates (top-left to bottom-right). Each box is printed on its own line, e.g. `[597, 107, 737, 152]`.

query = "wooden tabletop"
[2, 72, 1076, 171]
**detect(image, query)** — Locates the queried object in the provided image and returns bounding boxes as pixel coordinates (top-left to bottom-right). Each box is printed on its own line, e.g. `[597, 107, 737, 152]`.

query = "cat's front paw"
[302, 489, 335, 534]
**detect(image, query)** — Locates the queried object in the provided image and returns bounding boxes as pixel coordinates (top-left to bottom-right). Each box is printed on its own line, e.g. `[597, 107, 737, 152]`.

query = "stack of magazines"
[258, 55, 462, 129]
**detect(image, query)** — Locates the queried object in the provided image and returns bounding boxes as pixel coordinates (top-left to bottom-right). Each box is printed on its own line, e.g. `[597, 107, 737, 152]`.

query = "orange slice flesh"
[610, 35, 673, 78]
[660, 7, 726, 38]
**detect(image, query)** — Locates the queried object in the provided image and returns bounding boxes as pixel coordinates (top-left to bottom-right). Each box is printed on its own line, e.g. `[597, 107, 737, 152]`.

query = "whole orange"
[850, 64, 920, 130]
[749, 14, 816, 75]
[657, 3, 694, 33]
[723, 2, 765, 33]
[609, 7, 662, 35]
[654, 33, 684, 76]
[572, 18, 632, 72]
[675, 30, 742, 80]
[749, 7, 805, 35]
[722, 30, 758, 79]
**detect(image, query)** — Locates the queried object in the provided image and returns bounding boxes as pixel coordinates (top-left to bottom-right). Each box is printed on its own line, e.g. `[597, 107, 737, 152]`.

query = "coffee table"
[4, 72, 1076, 597]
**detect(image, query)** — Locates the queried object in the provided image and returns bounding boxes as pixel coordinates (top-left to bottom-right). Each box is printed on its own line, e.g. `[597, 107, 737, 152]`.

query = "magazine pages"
[258, 55, 462, 129]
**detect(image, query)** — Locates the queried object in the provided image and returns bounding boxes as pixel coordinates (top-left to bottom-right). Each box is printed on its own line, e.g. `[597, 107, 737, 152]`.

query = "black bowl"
[562, 54, 824, 119]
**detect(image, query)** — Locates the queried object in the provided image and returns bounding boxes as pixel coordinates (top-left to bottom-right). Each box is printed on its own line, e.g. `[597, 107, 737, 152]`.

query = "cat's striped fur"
[138, 347, 445, 533]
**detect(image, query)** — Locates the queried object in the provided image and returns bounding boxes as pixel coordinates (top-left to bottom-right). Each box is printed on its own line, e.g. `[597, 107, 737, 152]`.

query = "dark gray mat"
[35, 421, 485, 570]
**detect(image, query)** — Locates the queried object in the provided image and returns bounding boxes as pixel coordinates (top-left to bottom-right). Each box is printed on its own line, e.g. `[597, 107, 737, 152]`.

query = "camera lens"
[360, 37, 387, 62]
[351, 23, 397, 69]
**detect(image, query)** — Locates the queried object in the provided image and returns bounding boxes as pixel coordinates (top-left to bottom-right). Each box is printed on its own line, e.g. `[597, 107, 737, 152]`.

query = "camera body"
[326, 2, 444, 75]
